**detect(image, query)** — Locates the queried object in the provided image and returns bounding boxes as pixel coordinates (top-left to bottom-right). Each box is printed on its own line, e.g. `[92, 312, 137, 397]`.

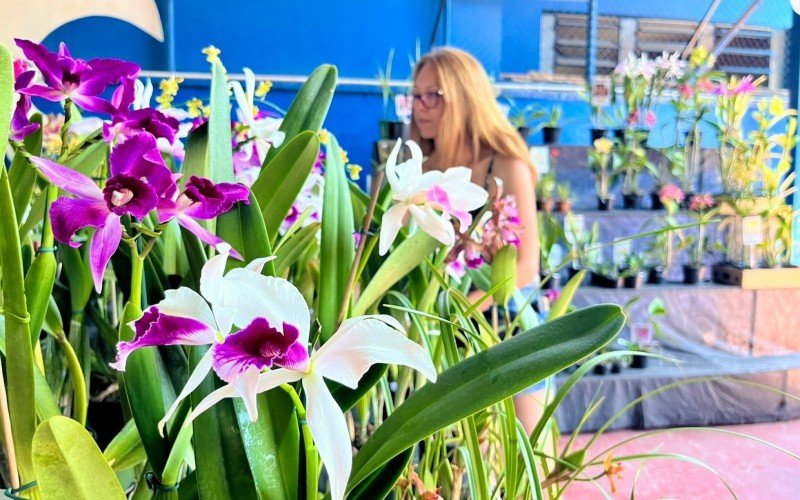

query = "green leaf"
[252, 131, 320, 240]
[64, 140, 109, 176]
[347, 447, 413, 500]
[353, 231, 441, 316]
[549, 269, 586, 320]
[8, 113, 42, 223]
[329, 364, 386, 412]
[181, 121, 210, 185]
[273, 222, 320, 275]
[32, 416, 126, 499]
[0, 42, 37, 484]
[347, 304, 625, 492]
[490, 245, 517, 306]
[103, 419, 146, 472]
[208, 61, 234, 183]
[263, 64, 337, 166]
[24, 250, 57, 344]
[318, 134, 355, 341]
[216, 193, 275, 274]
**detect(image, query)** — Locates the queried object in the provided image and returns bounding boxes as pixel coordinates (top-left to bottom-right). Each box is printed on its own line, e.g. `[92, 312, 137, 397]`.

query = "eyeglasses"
[408, 89, 444, 109]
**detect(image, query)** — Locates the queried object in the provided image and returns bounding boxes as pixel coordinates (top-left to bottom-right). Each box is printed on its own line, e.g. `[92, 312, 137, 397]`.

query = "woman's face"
[412, 63, 445, 140]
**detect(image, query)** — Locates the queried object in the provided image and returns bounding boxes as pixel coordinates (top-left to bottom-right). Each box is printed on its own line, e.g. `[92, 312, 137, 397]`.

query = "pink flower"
[544, 288, 560, 304]
[732, 76, 756, 96]
[688, 193, 714, 212]
[644, 110, 656, 128]
[697, 78, 715, 93]
[658, 183, 685, 204]
[679, 84, 693, 99]
[627, 109, 640, 128]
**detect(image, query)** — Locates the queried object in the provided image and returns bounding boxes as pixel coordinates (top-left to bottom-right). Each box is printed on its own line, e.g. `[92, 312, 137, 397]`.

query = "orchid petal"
[157, 287, 218, 330]
[15, 39, 62, 87]
[70, 94, 117, 114]
[302, 373, 351, 500]
[245, 256, 276, 274]
[157, 349, 214, 436]
[408, 204, 455, 246]
[378, 203, 408, 255]
[49, 197, 110, 247]
[30, 157, 103, 200]
[231, 367, 262, 422]
[16, 84, 65, 102]
[312, 316, 437, 389]
[89, 214, 122, 292]
[384, 139, 403, 191]
[177, 215, 243, 261]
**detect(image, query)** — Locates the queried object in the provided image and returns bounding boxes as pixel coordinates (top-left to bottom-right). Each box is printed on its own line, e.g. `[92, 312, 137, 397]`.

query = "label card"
[742, 216, 763, 246]
[591, 76, 612, 107]
[530, 146, 551, 175]
[394, 94, 413, 123]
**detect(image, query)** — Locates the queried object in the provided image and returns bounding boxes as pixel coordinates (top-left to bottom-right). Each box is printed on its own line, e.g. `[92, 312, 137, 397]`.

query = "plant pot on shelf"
[622, 193, 643, 210]
[517, 126, 532, 141]
[630, 354, 648, 369]
[613, 128, 626, 141]
[597, 196, 614, 211]
[537, 198, 555, 213]
[650, 191, 664, 210]
[623, 272, 646, 289]
[542, 127, 561, 145]
[610, 360, 623, 374]
[556, 199, 572, 214]
[683, 265, 702, 284]
[379, 120, 404, 140]
[590, 128, 608, 142]
[680, 192, 695, 210]
[647, 266, 665, 284]
[589, 271, 622, 288]
[593, 362, 609, 375]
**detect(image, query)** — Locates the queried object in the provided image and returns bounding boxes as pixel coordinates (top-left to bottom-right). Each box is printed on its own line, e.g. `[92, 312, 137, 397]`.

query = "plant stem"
[0, 357, 20, 489]
[281, 384, 318, 498]
[55, 331, 87, 426]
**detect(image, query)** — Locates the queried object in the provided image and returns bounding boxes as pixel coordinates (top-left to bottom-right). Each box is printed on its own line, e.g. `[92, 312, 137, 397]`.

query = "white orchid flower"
[231, 67, 286, 164]
[180, 258, 437, 500]
[379, 139, 489, 255]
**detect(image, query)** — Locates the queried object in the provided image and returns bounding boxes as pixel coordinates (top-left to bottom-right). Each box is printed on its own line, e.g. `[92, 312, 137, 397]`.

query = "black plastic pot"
[593, 363, 609, 375]
[542, 126, 561, 145]
[613, 128, 626, 141]
[683, 265, 701, 284]
[597, 197, 614, 211]
[647, 267, 665, 284]
[681, 192, 695, 210]
[379, 120, 404, 140]
[623, 272, 645, 289]
[650, 191, 664, 210]
[590, 271, 623, 289]
[610, 361, 623, 374]
[537, 198, 555, 213]
[590, 128, 608, 142]
[622, 193, 643, 210]
[517, 126, 532, 140]
[631, 354, 649, 369]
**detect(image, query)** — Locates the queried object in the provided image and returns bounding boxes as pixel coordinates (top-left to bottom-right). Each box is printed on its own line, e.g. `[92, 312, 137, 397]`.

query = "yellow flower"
[255, 80, 273, 98]
[318, 129, 329, 145]
[347, 164, 362, 180]
[603, 454, 624, 494]
[689, 46, 709, 69]
[159, 76, 183, 96]
[187, 97, 204, 118]
[155, 93, 174, 109]
[769, 96, 784, 116]
[340, 149, 349, 164]
[593, 137, 613, 155]
[202, 45, 221, 63]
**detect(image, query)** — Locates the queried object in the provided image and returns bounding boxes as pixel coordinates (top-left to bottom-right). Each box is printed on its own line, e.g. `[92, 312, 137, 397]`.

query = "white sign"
[591, 76, 612, 107]
[741, 216, 763, 246]
[530, 146, 550, 175]
[631, 323, 654, 345]
[394, 94, 413, 123]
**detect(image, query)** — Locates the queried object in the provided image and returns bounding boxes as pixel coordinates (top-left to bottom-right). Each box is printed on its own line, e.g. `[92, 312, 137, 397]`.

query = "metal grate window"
[553, 13, 620, 77]
[636, 19, 698, 55]
[714, 26, 773, 81]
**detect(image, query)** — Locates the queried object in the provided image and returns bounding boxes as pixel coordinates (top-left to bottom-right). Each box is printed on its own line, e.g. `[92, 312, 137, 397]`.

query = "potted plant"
[589, 263, 623, 288]
[588, 137, 617, 210]
[618, 297, 666, 369]
[678, 194, 718, 284]
[565, 216, 600, 285]
[536, 171, 557, 213]
[534, 105, 563, 145]
[651, 148, 684, 210]
[377, 48, 404, 140]
[620, 254, 646, 289]
[504, 97, 538, 140]
[614, 130, 651, 209]
[538, 211, 564, 289]
[556, 182, 572, 214]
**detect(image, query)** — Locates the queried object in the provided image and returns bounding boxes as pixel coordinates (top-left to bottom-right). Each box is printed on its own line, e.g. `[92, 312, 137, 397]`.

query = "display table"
[553, 284, 800, 432]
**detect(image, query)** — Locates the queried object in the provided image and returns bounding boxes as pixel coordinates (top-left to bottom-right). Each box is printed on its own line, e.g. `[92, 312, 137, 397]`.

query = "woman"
[409, 47, 545, 434]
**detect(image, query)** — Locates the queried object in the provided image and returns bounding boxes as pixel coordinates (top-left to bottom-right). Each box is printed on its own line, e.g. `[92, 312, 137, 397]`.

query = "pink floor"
[557, 420, 800, 499]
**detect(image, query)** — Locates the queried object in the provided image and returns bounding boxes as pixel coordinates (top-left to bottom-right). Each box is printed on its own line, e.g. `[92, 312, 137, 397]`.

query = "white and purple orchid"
[231, 68, 285, 166]
[14, 39, 139, 115]
[379, 139, 489, 255]
[112, 249, 437, 500]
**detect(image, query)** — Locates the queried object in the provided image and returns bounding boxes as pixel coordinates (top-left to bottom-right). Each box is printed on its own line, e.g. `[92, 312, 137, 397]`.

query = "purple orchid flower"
[31, 133, 176, 291]
[15, 39, 139, 115]
[157, 176, 250, 259]
[12, 59, 40, 141]
[103, 107, 180, 145]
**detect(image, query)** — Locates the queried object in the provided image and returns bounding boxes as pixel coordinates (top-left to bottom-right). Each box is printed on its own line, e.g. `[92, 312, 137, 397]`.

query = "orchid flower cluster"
[112, 247, 436, 500]
[612, 51, 685, 131]
[13, 39, 250, 290]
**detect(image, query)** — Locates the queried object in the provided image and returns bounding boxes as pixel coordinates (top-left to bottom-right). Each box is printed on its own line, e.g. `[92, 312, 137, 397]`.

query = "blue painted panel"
[448, 0, 504, 75]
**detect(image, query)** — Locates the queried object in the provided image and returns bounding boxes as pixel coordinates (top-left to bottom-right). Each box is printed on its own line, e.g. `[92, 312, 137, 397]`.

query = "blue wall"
[33, 0, 796, 169]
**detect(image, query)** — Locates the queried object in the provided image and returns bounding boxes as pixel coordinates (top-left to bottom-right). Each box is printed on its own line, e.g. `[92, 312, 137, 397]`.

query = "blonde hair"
[410, 47, 534, 172]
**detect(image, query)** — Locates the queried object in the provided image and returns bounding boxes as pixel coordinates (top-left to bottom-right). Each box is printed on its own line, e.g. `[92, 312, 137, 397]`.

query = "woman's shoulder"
[489, 154, 535, 182]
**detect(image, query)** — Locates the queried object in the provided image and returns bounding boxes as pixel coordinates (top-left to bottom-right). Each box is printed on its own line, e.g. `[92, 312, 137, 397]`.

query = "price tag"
[741, 216, 763, 246]
[394, 94, 413, 123]
[613, 239, 631, 266]
[565, 214, 585, 244]
[530, 146, 550, 175]
[631, 323, 654, 345]
[591, 76, 611, 107]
